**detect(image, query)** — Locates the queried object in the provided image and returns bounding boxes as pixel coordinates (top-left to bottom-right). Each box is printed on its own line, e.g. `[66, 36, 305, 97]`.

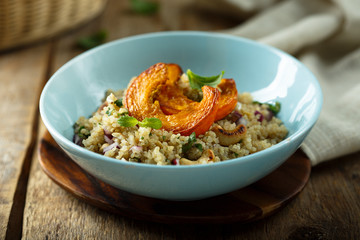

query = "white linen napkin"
[161, 0, 360, 165]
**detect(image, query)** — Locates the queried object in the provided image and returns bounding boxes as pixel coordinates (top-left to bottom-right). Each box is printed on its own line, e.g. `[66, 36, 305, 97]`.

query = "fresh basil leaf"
[138, 117, 162, 129]
[187, 69, 224, 90]
[118, 115, 139, 127]
[130, 0, 159, 15]
[77, 30, 107, 50]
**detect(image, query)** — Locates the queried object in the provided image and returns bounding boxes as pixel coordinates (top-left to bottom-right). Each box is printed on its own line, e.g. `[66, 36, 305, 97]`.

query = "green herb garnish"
[114, 99, 123, 107]
[77, 30, 107, 50]
[130, 0, 159, 15]
[138, 117, 162, 129]
[182, 132, 197, 154]
[106, 109, 113, 116]
[117, 116, 162, 129]
[253, 101, 281, 115]
[118, 115, 139, 127]
[187, 69, 224, 90]
[77, 126, 90, 139]
[194, 143, 203, 152]
[268, 102, 281, 114]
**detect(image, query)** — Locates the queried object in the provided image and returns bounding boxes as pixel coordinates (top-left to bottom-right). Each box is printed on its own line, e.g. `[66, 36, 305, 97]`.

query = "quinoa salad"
[73, 63, 288, 165]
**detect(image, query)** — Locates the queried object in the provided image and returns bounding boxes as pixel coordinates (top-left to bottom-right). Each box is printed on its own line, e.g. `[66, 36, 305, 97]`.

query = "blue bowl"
[39, 31, 322, 200]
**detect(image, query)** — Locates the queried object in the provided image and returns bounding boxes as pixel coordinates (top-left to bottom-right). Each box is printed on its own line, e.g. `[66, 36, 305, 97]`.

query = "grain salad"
[73, 63, 288, 165]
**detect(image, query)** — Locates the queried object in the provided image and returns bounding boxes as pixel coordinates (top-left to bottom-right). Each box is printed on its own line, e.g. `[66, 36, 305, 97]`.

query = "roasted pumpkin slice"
[215, 78, 238, 121]
[158, 77, 238, 120]
[157, 64, 193, 115]
[124, 63, 220, 136]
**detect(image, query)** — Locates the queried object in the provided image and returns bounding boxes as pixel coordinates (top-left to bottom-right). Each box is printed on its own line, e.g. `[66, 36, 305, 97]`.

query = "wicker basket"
[0, 0, 107, 51]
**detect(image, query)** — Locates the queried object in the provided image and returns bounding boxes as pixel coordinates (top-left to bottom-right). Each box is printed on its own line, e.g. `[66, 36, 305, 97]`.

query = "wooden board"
[38, 131, 311, 224]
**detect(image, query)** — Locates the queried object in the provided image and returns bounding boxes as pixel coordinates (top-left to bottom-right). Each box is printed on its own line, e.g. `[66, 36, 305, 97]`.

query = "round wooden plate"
[38, 131, 311, 224]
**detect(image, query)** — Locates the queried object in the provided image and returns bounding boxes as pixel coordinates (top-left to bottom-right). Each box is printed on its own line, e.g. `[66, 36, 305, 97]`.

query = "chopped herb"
[182, 132, 197, 154]
[194, 143, 203, 152]
[130, 0, 159, 15]
[77, 30, 107, 50]
[120, 112, 129, 116]
[234, 152, 239, 157]
[138, 117, 162, 129]
[162, 136, 166, 140]
[253, 101, 281, 115]
[140, 136, 144, 140]
[118, 115, 139, 127]
[78, 126, 85, 133]
[77, 126, 89, 139]
[187, 69, 224, 90]
[106, 109, 113, 116]
[118, 116, 162, 129]
[149, 132, 152, 136]
[114, 99, 123, 107]
[130, 157, 141, 162]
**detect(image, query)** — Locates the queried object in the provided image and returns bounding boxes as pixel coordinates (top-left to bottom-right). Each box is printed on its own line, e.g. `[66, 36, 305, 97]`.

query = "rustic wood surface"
[1, 0, 359, 239]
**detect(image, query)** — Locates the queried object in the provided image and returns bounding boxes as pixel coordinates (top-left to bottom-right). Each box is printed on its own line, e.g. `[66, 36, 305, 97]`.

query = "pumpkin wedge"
[214, 78, 238, 121]
[124, 63, 220, 136]
[158, 76, 238, 121]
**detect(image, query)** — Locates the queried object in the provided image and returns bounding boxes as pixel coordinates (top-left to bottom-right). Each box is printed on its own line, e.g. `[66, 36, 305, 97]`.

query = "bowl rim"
[39, 30, 323, 169]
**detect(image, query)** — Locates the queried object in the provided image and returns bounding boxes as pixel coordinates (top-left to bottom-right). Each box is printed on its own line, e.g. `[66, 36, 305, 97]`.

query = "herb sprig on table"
[77, 30, 108, 50]
[130, 0, 159, 15]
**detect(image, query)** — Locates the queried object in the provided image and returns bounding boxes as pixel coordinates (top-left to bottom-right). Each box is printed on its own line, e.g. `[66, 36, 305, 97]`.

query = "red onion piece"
[171, 159, 179, 165]
[103, 128, 113, 138]
[237, 117, 248, 126]
[265, 110, 274, 121]
[103, 142, 120, 153]
[73, 134, 83, 147]
[130, 146, 143, 152]
[255, 111, 264, 122]
[228, 111, 242, 123]
[103, 128, 114, 144]
[104, 135, 114, 144]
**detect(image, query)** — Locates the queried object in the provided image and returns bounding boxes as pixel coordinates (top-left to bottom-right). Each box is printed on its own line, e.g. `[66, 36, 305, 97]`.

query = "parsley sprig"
[182, 132, 203, 154]
[187, 69, 224, 90]
[118, 115, 162, 129]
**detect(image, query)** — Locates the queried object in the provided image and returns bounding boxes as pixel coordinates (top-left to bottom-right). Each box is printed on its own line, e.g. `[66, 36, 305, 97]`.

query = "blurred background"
[0, 0, 242, 54]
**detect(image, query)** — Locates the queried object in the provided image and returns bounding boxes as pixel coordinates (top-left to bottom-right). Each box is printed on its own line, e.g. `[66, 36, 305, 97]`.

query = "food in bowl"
[73, 62, 288, 165]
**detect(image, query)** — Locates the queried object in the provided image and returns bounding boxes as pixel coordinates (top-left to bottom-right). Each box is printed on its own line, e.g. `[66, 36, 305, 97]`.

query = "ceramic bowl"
[39, 31, 322, 200]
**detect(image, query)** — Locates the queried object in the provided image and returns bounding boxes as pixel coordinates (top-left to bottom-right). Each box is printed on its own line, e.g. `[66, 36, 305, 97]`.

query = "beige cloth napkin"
[161, 0, 360, 165]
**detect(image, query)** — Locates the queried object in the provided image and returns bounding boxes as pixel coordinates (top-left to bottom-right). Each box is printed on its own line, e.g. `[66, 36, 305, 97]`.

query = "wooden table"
[1, 1, 359, 239]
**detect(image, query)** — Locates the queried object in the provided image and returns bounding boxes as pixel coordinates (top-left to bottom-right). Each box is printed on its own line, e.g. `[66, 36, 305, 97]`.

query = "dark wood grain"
[38, 131, 311, 224]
